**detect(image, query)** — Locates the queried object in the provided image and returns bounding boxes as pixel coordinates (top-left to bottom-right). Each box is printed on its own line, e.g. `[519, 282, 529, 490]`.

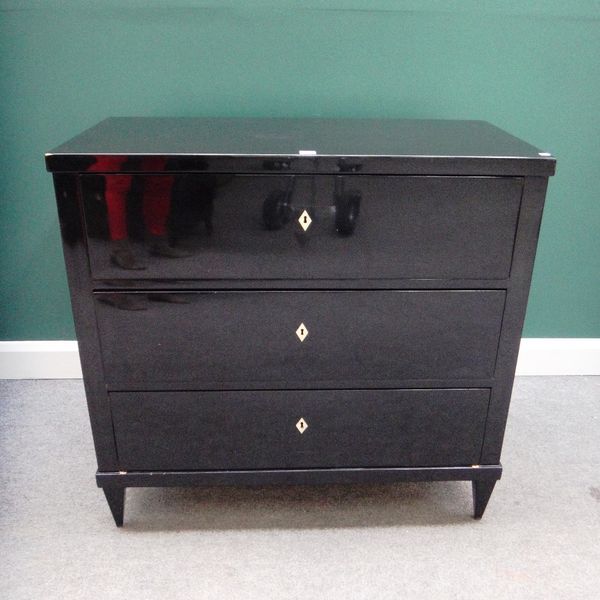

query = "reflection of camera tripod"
[262, 176, 361, 236]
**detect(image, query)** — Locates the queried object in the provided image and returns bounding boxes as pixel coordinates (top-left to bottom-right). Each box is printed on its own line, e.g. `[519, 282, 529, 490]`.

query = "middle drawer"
[95, 290, 505, 390]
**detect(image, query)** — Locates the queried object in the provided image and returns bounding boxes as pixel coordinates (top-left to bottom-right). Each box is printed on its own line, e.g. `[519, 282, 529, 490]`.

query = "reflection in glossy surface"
[171, 174, 217, 239]
[81, 174, 522, 281]
[261, 175, 361, 236]
[262, 177, 295, 231]
[83, 172, 361, 276]
[334, 176, 361, 236]
[97, 292, 191, 311]
[87, 157, 192, 270]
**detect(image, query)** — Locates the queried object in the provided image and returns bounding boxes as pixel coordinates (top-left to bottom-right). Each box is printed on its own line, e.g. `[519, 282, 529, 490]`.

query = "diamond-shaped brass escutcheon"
[296, 323, 308, 342]
[298, 210, 312, 231]
[296, 418, 308, 434]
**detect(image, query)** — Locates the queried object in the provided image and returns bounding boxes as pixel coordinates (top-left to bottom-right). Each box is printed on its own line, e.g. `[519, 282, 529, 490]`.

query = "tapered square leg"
[102, 487, 125, 527]
[472, 479, 497, 519]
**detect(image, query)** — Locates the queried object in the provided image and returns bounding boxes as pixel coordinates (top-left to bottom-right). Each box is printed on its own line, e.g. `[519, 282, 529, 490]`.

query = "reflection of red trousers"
[89, 157, 173, 240]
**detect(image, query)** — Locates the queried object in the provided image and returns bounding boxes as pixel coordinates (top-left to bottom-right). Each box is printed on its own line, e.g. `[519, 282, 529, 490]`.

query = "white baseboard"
[0, 341, 83, 379]
[515, 338, 600, 376]
[0, 339, 598, 380]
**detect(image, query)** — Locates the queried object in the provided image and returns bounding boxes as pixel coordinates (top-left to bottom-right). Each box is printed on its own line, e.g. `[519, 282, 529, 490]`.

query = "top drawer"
[81, 174, 522, 282]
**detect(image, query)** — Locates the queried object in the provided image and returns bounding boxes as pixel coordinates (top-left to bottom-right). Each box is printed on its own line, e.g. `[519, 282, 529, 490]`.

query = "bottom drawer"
[111, 389, 490, 470]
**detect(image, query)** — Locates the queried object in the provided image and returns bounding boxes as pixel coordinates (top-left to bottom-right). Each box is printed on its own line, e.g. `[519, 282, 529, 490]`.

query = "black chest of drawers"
[46, 118, 555, 526]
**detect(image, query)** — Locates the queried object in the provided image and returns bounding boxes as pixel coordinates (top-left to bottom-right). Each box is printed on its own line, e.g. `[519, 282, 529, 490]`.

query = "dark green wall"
[1, 1, 599, 339]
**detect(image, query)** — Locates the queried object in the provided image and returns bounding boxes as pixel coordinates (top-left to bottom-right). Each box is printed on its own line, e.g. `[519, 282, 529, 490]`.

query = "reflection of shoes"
[98, 294, 148, 311]
[110, 240, 146, 270]
[148, 293, 190, 304]
[149, 235, 192, 258]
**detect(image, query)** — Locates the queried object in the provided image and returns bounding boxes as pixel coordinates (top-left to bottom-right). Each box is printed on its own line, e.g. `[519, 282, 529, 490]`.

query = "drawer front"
[95, 290, 505, 389]
[111, 388, 490, 470]
[81, 174, 521, 281]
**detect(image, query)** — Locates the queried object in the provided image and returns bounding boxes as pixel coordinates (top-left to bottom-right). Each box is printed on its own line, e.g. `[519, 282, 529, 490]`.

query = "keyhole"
[298, 210, 312, 231]
[296, 322, 308, 341]
[296, 418, 308, 433]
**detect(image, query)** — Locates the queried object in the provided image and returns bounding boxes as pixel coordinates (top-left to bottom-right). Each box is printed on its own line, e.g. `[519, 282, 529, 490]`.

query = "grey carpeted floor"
[0, 377, 598, 599]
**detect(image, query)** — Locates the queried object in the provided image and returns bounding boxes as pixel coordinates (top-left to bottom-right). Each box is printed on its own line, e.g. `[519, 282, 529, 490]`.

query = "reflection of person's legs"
[143, 176, 172, 237]
[105, 175, 131, 240]
[144, 176, 190, 258]
[105, 175, 146, 270]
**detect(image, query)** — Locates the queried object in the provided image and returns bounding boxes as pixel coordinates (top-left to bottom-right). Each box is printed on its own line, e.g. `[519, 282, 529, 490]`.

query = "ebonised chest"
[46, 117, 555, 525]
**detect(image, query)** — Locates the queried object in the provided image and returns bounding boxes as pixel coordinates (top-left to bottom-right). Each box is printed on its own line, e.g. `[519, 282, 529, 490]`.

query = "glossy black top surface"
[46, 118, 555, 176]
